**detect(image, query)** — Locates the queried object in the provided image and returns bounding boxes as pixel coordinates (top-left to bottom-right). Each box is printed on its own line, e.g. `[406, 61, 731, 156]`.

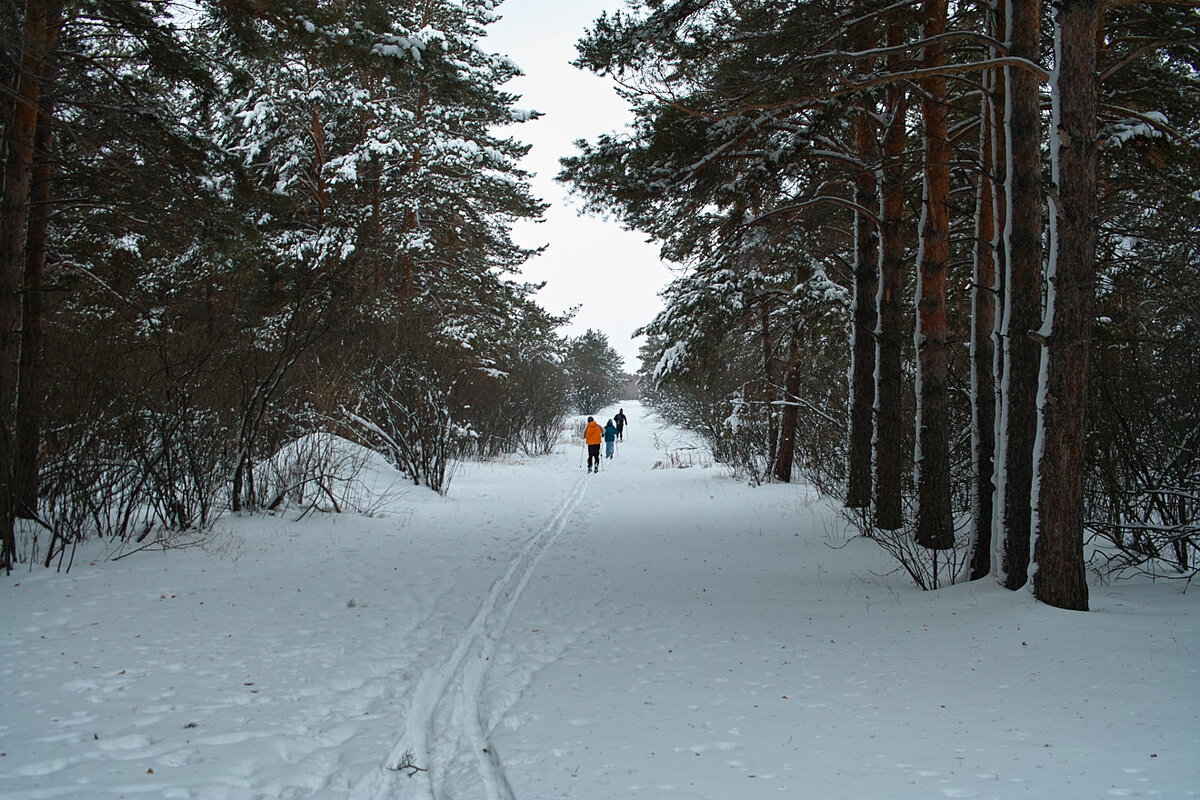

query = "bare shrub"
[456, 356, 570, 460]
[839, 504, 975, 590]
[650, 449, 713, 470]
[36, 428, 157, 566]
[511, 358, 571, 457]
[253, 432, 382, 516]
[344, 357, 470, 496]
[1086, 485, 1199, 587]
[720, 393, 774, 483]
[32, 335, 237, 569]
[135, 404, 233, 531]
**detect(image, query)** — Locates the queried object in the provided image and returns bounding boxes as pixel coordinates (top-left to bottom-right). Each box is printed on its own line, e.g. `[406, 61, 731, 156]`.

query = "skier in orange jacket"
[584, 416, 604, 473]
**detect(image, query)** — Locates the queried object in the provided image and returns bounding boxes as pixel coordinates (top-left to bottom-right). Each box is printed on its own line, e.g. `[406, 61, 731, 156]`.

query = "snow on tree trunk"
[988, 0, 1009, 581]
[874, 14, 908, 532]
[970, 0, 1005, 581]
[847, 101, 879, 509]
[996, 0, 1044, 588]
[914, 0, 954, 550]
[1031, 0, 1096, 612]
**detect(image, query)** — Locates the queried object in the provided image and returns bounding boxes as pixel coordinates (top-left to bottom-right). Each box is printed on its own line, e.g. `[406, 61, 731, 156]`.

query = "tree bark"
[0, 0, 52, 569]
[773, 332, 801, 484]
[988, 0, 1009, 578]
[1032, 0, 1097, 611]
[914, 0, 954, 550]
[970, 0, 1005, 580]
[13, 115, 50, 520]
[847, 101, 879, 509]
[14, 9, 59, 519]
[997, 0, 1044, 588]
[874, 14, 908, 532]
[760, 301, 778, 471]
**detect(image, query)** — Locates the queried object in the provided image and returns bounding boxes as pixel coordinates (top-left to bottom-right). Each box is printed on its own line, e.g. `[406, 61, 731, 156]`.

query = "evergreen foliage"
[0, 0, 575, 568]
[563, 329, 625, 415]
[562, 0, 1200, 600]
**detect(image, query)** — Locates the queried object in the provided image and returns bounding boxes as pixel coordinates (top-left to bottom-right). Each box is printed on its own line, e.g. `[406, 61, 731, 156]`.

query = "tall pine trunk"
[996, 0, 1044, 589]
[760, 302, 778, 471]
[969, 0, 1005, 580]
[914, 0, 954, 550]
[14, 17, 58, 519]
[1032, 0, 1097, 611]
[847, 101, 879, 509]
[14, 111, 50, 519]
[0, 0, 53, 569]
[774, 330, 801, 483]
[988, 0, 1009, 579]
[874, 16, 908, 531]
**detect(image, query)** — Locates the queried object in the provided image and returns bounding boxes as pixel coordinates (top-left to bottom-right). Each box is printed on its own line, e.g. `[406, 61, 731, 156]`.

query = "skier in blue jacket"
[603, 419, 619, 459]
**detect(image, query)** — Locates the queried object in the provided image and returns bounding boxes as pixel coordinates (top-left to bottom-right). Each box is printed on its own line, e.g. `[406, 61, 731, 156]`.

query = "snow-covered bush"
[1087, 486, 1199, 586]
[456, 354, 571, 460]
[32, 388, 235, 569]
[343, 335, 473, 496]
[843, 506, 976, 591]
[506, 357, 571, 457]
[253, 432, 379, 515]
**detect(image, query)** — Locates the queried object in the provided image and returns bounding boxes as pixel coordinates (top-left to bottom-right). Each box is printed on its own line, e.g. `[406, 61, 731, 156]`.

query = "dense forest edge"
[559, 0, 1198, 606]
[1, 0, 1197, 608]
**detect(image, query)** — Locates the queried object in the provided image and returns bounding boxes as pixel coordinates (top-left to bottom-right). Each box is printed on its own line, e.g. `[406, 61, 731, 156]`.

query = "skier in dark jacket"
[604, 419, 618, 459]
[613, 409, 628, 441]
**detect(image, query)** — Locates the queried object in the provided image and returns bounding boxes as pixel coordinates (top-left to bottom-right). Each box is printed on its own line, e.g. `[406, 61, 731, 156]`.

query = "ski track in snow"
[352, 473, 592, 800]
[5, 407, 1197, 800]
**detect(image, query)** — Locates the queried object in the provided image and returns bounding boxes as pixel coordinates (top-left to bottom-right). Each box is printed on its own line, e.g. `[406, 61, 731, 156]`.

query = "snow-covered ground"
[2, 402, 1197, 799]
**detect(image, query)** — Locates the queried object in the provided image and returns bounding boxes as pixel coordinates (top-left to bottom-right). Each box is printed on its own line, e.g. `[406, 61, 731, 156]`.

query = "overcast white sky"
[483, 0, 672, 373]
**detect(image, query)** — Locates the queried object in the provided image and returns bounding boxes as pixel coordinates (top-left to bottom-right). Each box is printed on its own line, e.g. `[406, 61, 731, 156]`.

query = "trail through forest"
[354, 474, 591, 800]
[1, 403, 1197, 799]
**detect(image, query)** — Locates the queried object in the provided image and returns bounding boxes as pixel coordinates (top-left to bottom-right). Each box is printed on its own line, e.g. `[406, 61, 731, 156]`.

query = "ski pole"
[579, 441, 585, 468]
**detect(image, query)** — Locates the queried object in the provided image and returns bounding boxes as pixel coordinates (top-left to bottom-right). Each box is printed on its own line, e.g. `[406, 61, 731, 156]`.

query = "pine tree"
[995, 0, 1047, 589]
[564, 330, 625, 415]
[873, 8, 911, 532]
[846, 10, 881, 510]
[2, 0, 221, 568]
[1031, 0, 1099, 611]
[969, 0, 1006, 578]
[566, 0, 1196, 597]
[911, 0, 954, 550]
[1093, 6, 1199, 579]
